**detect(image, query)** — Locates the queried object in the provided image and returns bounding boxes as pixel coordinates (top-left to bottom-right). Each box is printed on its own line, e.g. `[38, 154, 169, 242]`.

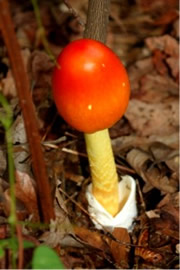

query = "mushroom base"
[86, 175, 137, 231]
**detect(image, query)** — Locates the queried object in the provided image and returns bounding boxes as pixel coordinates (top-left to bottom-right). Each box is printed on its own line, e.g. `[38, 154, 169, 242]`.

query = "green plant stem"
[7, 139, 17, 268]
[31, 0, 56, 63]
[0, 93, 16, 268]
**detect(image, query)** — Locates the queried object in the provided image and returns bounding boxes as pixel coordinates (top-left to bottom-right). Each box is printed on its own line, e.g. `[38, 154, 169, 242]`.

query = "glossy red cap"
[52, 39, 130, 133]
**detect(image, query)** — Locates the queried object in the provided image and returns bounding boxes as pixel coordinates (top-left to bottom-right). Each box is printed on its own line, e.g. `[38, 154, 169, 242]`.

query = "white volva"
[86, 175, 137, 231]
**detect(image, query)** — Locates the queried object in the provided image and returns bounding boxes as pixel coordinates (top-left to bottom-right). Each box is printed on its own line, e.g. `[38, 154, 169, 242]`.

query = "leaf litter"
[0, 0, 179, 269]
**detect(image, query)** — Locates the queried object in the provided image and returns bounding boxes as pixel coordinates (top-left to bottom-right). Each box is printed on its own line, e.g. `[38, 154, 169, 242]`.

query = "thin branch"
[63, 0, 85, 27]
[0, 0, 55, 223]
[84, 0, 111, 43]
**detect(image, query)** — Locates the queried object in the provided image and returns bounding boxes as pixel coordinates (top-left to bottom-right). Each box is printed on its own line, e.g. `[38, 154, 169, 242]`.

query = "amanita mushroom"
[52, 39, 137, 229]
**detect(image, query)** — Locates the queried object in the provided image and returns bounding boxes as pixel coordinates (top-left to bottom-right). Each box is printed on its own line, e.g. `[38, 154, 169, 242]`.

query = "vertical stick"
[0, 0, 55, 223]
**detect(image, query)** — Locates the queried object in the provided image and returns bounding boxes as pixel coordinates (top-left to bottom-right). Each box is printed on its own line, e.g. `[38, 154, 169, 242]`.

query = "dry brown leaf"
[110, 227, 130, 268]
[149, 141, 179, 163]
[39, 217, 78, 248]
[145, 35, 179, 57]
[1, 70, 17, 97]
[3, 189, 28, 220]
[166, 56, 179, 79]
[139, 73, 178, 102]
[12, 115, 31, 174]
[1, 49, 31, 97]
[0, 150, 6, 177]
[112, 132, 179, 155]
[137, 0, 178, 11]
[31, 50, 54, 82]
[125, 99, 179, 136]
[74, 226, 108, 251]
[126, 147, 178, 193]
[135, 228, 163, 264]
[150, 210, 179, 240]
[126, 148, 152, 183]
[15, 170, 39, 222]
[129, 57, 153, 94]
[144, 166, 178, 193]
[157, 192, 179, 225]
[154, 9, 178, 25]
[152, 49, 168, 75]
[172, 19, 179, 38]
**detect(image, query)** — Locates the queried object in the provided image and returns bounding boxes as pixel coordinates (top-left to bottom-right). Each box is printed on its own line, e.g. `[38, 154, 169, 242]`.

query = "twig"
[0, 0, 54, 223]
[31, 0, 56, 64]
[62, 147, 136, 174]
[16, 224, 23, 269]
[63, 0, 85, 27]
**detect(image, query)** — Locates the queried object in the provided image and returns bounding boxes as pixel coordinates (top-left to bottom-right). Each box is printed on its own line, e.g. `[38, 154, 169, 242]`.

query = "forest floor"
[0, 0, 179, 269]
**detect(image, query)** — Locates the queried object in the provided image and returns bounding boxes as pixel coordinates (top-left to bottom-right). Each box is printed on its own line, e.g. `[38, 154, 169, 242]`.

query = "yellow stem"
[84, 129, 119, 216]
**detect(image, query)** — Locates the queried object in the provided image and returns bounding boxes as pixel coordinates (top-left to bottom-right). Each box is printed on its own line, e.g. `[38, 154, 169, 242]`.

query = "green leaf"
[0, 238, 17, 250]
[23, 240, 35, 249]
[0, 238, 34, 250]
[32, 245, 65, 269]
[0, 247, 5, 258]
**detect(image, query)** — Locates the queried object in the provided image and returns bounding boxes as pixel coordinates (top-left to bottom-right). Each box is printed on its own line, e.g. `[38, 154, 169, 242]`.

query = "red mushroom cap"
[52, 39, 130, 133]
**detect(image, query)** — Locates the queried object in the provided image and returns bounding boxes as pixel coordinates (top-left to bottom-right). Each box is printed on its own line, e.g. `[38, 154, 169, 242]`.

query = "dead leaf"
[145, 35, 179, 57]
[149, 142, 178, 162]
[138, 0, 178, 11]
[126, 147, 178, 193]
[157, 192, 179, 225]
[3, 189, 29, 220]
[0, 150, 6, 177]
[2, 70, 17, 97]
[15, 170, 39, 222]
[135, 228, 163, 264]
[172, 19, 179, 38]
[139, 73, 178, 102]
[126, 148, 152, 182]
[166, 56, 179, 79]
[74, 226, 108, 251]
[154, 9, 178, 25]
[145, 166, 178, 193]
[150, 211, 179, 240]
[110, 227, 130, 268]
[112, 133, 179, 153]
[39, 217, 79, 248]
[152, 49, 168, 75]
[125, 99, 179, 136]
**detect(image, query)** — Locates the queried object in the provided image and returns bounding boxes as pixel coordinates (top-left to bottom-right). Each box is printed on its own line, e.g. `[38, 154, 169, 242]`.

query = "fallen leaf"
[15, 170, 39, 222]
[2, 70, 17, 97]
[112, 133, 179, 153]
[74, 226, 108, 251]
[125, 99, 179, 136]
[0, 150, 6, 177]
[135, 228, 163, 264]
[157, 192, 179, 225]
[110, 227, 130, 268]
[154, 9, 178, 25]
[145, 166, 178, 193]
[150, 211, 179, 240]
[145, 35, 179, 57]
[152, 49, 168, 75]
[126, 147, 178, 193]
[166, 56, 179, 79]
